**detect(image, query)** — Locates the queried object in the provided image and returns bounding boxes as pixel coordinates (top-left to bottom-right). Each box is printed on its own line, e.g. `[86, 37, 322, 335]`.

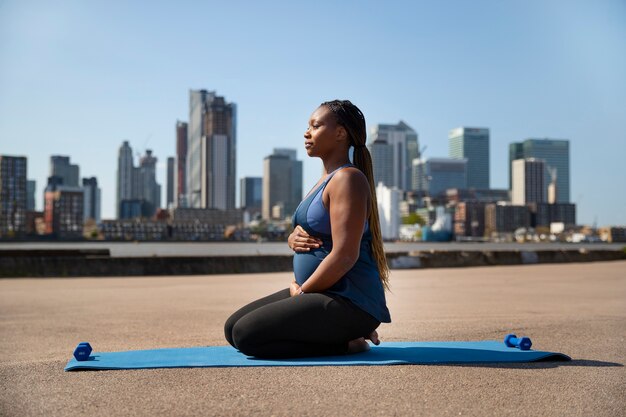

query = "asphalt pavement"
[1, 261, 624, 416]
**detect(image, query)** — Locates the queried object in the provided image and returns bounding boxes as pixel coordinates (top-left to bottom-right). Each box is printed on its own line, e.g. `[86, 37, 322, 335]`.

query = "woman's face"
[303, 106, 346, 158]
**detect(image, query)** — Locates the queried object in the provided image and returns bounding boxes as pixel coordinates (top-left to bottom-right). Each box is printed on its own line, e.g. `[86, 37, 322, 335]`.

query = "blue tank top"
[292, 164, 391, 323]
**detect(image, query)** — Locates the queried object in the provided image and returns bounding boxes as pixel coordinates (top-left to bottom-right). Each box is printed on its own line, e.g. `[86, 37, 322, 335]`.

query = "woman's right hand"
[288, 225, 323, 252]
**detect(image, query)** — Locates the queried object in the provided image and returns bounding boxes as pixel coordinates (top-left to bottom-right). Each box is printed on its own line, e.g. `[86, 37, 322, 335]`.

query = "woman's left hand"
[289, 279, 302, 297]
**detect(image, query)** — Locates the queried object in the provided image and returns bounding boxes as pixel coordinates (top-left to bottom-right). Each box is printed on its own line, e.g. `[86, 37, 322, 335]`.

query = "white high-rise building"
[512, 158, 546, 205]
[509, 138, 570, 203]
[368, 121, 419, 191]
[376, 182, 402, 240]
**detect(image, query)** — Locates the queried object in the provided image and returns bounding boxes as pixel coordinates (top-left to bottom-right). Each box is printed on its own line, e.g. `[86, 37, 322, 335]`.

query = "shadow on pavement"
[439, 359, 623, 369]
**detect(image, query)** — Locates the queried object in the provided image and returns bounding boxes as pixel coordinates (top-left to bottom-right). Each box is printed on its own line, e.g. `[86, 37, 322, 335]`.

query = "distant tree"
[402, 213, 426, 226]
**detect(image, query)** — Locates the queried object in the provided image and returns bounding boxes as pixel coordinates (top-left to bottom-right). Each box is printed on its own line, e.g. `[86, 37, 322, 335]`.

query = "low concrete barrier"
[388, 249, 626, 269]
[0, 248, 624, 278]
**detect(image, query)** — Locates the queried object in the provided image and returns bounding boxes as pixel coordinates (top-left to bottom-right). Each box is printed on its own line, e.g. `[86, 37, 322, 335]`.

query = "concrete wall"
[1, 248, 624, 278]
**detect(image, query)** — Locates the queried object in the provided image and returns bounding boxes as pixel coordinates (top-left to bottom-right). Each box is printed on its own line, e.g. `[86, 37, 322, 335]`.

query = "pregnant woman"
[224, 100, 391, 358]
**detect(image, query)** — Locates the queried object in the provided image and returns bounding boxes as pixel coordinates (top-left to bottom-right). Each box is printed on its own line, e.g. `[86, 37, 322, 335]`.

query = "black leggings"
[224, 289, 380, 358]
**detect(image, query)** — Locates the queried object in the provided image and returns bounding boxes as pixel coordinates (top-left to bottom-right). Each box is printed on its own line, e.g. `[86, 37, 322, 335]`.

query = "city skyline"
[1, 1, 624, 226]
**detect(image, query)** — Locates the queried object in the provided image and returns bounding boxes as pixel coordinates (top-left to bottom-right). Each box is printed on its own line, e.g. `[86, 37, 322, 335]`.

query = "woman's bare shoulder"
[330, 167, 369, 192]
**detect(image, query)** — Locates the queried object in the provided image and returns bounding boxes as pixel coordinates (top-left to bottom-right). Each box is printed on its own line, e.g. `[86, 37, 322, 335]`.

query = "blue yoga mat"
[64, 341, 570, 371]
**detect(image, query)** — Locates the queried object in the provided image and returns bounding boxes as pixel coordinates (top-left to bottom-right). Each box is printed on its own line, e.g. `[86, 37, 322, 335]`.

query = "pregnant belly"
[293, 249, 326, 286]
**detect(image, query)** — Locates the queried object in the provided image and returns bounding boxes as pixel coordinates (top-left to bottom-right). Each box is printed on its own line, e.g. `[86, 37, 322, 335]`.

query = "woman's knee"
[223, 313, 240, 347]
[231, 319, 263, 356]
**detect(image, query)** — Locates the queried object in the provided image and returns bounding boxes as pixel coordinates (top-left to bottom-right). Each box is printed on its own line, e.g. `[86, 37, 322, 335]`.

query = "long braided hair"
[320, 99, 390, 291]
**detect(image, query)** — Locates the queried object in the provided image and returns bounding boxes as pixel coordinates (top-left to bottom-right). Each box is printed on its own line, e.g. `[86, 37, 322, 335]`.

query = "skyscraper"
[136, 150, 161, 217]
[27, 180, 36, 211]
[273, 148, 303, 212]
[508, 139, 570, 203]
[175, 121, 188, 207]
[512, 158, 546, 205]
[508, 142, 524, 190]
[82, 177, 101, 222]
[50, 155, 79, 187]
[412, 157, 468, 197]
[116, 142, 161, 219]
[262, 149, 303, 220]
[166, 157, 174, 208]
[369, 139, 393, 188]
[368, 121, 419, 191]
[186, 90, 236, 210]
[0, 155, 27, 237]
[449, 127, 490, 189]
[116, 141, 134, 218]
[240, 177, 262, 209]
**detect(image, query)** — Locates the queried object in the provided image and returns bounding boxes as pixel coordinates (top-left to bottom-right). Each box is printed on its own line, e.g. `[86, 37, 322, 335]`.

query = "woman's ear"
[336, 125, 348, 142]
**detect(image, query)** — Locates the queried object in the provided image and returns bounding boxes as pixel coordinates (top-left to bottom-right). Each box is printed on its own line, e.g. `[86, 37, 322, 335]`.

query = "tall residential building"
[412, 157, 468, 197]
[512, 158, 546, 205]
[50, 155, 79, 187]
[263, 150, 303, 220]
[175, 120, 188, 207]
[27, 180, 36, 211]
[449, 127, 490, 189]
[186, 90, 236, 210]
[240, 177, 262, 209]
[508, 138, 570, 203]
[0, 155, 27, 237]
[166, 157, 175, 208]
[368, 121, 419, 191]
[82, 177, 101, 222]
[44, 176, 84, 238]
[116, 141, 134, 218]
[136, 150, 161, 217]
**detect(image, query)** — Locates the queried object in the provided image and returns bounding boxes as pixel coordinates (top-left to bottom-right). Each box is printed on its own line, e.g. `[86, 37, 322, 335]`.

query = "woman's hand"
[289, 279, 302, 297]
[288, 225, 322, 252]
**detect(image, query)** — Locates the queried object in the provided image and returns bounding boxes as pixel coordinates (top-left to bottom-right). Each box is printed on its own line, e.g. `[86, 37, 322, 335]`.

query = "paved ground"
[1, 261, 624, 416]
[2, 241, 624, 257]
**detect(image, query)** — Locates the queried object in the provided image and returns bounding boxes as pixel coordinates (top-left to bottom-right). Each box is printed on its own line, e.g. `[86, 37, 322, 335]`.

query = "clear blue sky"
[1, 0, 624, 226]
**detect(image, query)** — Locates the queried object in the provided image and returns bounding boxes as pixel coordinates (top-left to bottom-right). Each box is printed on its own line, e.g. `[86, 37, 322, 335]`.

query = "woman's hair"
[320, 99, 390, 291]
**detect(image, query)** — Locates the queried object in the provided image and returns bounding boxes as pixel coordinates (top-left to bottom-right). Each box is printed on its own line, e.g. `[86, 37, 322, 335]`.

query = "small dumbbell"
[504, 334, 532, 350]
[73, 342, 93, 361]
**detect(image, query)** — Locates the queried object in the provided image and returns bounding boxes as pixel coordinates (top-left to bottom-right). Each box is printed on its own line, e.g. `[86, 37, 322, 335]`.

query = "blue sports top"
[291, 163, 391, 323]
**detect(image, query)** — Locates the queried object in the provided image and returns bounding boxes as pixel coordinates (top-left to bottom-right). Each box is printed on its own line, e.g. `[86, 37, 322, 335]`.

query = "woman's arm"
[299, 168, 370, 294]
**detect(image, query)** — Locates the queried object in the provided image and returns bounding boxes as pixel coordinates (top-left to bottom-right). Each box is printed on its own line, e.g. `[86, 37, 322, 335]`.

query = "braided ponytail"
[321, 100, 390, 291]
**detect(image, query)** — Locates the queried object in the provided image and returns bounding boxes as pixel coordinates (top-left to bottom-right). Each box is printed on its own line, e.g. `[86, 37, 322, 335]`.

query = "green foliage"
[402, 212, 426, 226]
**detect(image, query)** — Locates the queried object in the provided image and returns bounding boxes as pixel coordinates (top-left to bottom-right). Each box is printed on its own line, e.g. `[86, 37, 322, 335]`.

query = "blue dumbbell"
[73, 342, 93, 361]
[504, 334, 532, 350]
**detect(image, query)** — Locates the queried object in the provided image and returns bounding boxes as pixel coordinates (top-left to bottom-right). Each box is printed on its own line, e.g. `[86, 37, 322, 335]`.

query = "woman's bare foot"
[367, 330, 380, 346]
[347, 330, 380, 353]
[347, 337, 370, 353]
